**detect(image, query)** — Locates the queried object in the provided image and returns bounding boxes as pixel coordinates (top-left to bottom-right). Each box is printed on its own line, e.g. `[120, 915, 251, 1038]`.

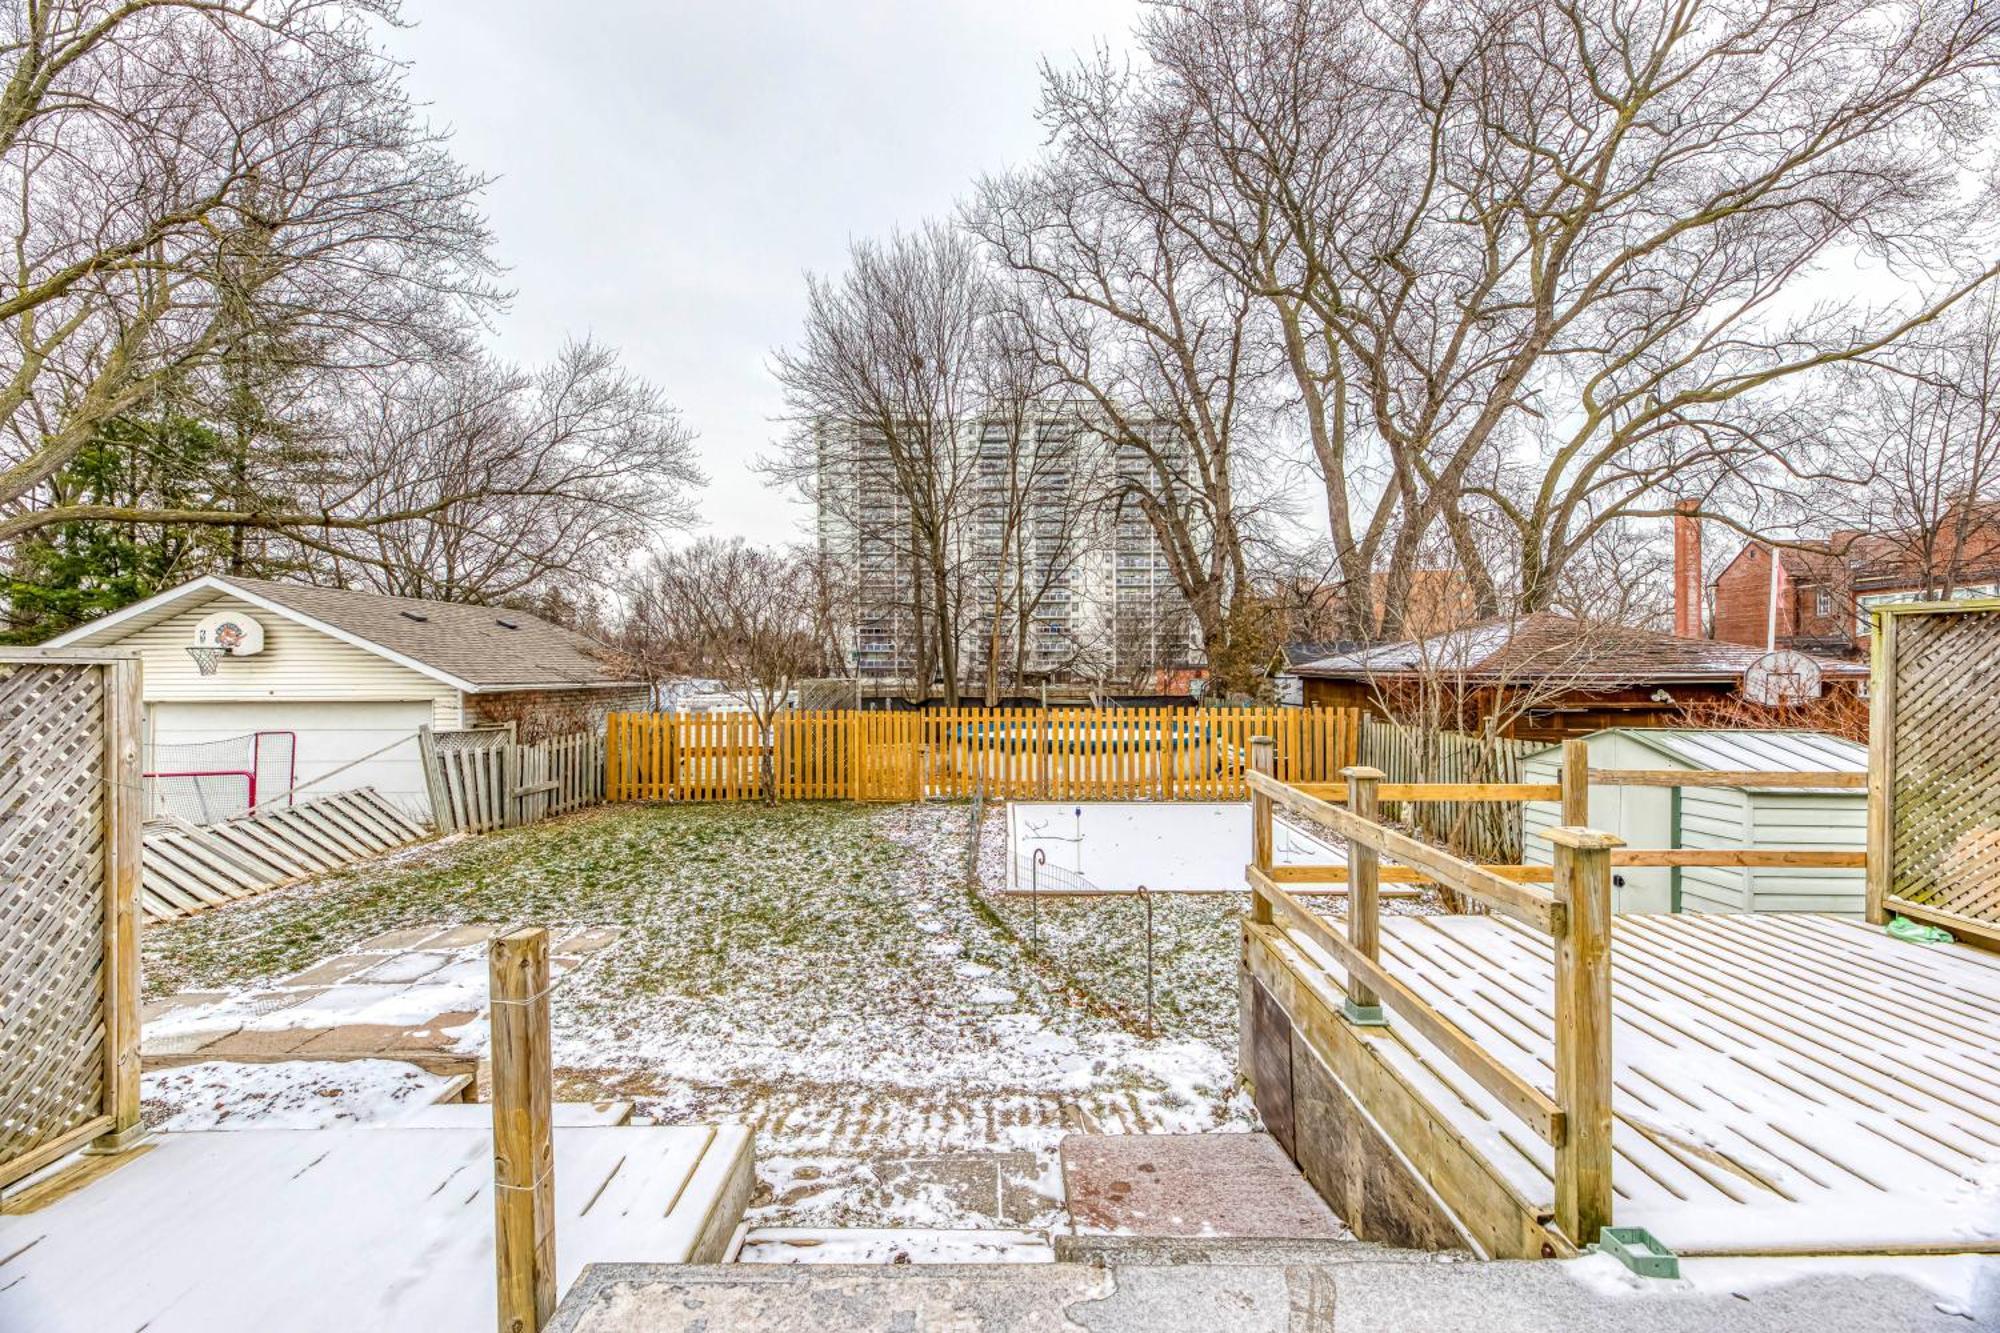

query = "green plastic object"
[1597, 1226, 1681, 1280]
[1342, 998, 1388, 1027]
[1887, 915, 1955, 945]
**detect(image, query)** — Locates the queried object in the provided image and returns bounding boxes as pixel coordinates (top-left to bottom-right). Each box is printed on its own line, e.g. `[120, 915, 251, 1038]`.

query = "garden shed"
[1521, 729, 1868, 915]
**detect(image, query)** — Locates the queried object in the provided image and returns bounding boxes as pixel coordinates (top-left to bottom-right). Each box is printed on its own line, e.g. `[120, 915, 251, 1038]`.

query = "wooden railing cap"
[1340, 765, 1388, 780]
[1544, 825, 1625, 851]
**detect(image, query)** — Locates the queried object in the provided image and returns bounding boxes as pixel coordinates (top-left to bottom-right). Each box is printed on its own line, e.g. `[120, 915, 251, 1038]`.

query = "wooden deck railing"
[1242, 737, 1872, 1247]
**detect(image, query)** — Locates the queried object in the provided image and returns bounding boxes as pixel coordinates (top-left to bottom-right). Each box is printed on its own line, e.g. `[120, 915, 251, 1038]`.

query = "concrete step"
[549, 1256, 1980, 1333]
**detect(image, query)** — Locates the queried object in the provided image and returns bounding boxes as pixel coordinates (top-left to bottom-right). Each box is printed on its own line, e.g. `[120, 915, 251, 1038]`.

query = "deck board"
[1288, 911, 2000, 1255]
[0, 1124, 752, 1332]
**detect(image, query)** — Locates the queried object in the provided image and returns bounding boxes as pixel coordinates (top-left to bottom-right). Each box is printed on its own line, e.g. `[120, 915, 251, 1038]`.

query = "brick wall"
[465, 685, 650, 743]
[1712, 546, 1855, 654]
[1712, 544, 1790, 649]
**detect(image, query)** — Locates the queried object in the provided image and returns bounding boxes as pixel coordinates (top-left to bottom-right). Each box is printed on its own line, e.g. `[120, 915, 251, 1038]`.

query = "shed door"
[147, 700, 436, 821]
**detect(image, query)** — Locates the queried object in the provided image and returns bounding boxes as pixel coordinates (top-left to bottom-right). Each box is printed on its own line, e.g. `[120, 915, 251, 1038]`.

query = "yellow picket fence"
[606, 707, 1361, 803]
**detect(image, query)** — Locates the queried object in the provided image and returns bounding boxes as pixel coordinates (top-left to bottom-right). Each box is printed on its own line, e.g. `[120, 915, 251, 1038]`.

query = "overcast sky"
[383, 1, 1142, 549]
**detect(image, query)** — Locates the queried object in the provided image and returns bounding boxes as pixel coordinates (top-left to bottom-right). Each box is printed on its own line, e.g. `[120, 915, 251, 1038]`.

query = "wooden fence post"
[1561, 738, 1590, 826]
[418, 724, 454, 833]
[491, 927, 555, 1333]
[1249, 736, 1276, 924]
[499, 722, 521, 829]
[93, 655, 144, 1151]
[1865, 611, 1897, 924]
[1341, 765, 1388, 1026]
[1549, 825, 1619, 1248]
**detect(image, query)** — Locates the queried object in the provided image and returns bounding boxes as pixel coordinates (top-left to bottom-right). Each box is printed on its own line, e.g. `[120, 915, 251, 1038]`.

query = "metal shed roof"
[1529, 728, 1868, 792]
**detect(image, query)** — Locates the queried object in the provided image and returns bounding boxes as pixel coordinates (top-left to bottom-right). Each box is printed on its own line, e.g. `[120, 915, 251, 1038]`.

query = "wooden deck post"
[1865, 610, 1897, 925]
[1561, 738, 1590, 826]
[490, 927, 555, 1333]
[1549, 825, 1619, 1248]
[1341, 765, 1388, 1026]
[91, 655, 145, 1152]
[1249, 736, 1276, 925]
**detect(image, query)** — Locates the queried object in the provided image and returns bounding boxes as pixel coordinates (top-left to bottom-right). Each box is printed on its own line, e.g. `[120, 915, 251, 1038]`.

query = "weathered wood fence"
[1358, 718, 1537, 863]
[141, 788, 430, 922]
[0, 652, 144, 1188]
[607, 707, 1362, 803]
[419, 725, 605, 835]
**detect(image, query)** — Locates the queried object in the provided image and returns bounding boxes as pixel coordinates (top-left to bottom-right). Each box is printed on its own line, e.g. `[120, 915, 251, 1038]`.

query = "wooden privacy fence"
[419, 725, 605, 835]
[1869, 598, 2000, 948]
[1358, 718, 1536, 863]
[0, 652, 143, 1189]
[607, 707, 1362, 803]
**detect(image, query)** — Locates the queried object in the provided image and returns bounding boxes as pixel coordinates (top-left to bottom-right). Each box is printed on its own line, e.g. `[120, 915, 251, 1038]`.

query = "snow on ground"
[141, 1060, 454, 1131]
[1564, 1251, 2000, 1323]
[139, 800, 1258, 1232]
[739, 1227, 1054, 1265]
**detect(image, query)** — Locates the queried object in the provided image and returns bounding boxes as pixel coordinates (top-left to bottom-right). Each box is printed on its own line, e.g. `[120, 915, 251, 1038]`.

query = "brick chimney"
[1673, 501, 1704, 638]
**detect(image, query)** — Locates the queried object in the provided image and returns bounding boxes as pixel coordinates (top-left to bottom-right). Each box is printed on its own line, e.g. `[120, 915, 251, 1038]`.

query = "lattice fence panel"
[0, 662, 109, 1175]
[1887, 608, 2000, 923]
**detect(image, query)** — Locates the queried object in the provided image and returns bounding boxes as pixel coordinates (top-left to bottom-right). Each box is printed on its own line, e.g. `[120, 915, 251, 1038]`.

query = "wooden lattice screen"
[1868, 600, 2000, 949]
[0, 652, 143, 1188]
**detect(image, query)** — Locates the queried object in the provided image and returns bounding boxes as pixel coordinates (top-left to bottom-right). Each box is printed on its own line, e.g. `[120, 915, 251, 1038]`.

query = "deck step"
[548, 1254, 1979, 1333]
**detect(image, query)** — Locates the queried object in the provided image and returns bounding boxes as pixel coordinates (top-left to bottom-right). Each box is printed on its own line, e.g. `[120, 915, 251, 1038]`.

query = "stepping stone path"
[141, 923, 622, 1076]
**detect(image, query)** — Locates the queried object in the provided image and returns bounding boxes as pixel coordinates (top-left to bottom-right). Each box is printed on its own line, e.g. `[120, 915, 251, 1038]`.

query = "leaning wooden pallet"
[140, 788, 430, 922]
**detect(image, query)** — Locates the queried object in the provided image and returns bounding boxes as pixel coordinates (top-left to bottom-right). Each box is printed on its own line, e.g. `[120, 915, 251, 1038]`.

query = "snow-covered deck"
[0, 1123, 753, 1332]
[1283, 911, 2000, 1256]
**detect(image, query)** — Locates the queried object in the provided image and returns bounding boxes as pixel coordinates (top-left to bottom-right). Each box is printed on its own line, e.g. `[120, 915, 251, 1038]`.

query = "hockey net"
[145, 730, 297, 825]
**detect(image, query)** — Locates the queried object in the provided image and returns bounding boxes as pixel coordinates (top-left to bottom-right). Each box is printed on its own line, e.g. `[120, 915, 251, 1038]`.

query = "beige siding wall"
[115, 593, 462, 727]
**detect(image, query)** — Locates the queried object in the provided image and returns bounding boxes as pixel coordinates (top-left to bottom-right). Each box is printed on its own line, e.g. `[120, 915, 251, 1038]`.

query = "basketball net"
[187, 644, 226, 676]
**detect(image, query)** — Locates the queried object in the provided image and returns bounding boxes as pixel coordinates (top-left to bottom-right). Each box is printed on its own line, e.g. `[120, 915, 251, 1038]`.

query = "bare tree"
[0, 0, 503, 549]
[306, 341, 702, 603]
[770, 223, 992, 704]
[1819, 289, 2000, 601]
[627, 539, 835, 800]
[970, 83, 1277, 695]
[1062, 0, 2000, 637]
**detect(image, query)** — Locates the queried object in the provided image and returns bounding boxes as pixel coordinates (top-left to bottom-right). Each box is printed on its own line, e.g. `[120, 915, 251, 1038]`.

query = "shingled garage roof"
[217, 577, 637, 690]
[46, 574, 637, 692]
[1290, 612, 1868, 685]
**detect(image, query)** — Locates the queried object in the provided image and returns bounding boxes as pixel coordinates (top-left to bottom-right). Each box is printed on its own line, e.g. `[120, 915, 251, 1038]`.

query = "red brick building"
[1707, 506, 2000, 659]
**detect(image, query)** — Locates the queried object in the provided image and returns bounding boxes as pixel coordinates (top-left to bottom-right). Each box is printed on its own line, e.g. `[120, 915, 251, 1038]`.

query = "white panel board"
[1006, 801, 1339, 892]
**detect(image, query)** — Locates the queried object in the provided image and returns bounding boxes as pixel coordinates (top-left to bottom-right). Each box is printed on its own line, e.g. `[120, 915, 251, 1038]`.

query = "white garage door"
[147, 700, 436, 823]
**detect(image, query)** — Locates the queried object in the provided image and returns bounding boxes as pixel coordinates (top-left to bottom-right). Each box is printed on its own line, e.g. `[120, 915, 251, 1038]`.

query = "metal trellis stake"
[1139, 882, 1155, 1036]
[1030, 847, 1046, 953]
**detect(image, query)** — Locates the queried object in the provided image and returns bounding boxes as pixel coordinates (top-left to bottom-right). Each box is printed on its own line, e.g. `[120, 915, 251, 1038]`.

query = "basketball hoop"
[187, 645, 226, 676]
